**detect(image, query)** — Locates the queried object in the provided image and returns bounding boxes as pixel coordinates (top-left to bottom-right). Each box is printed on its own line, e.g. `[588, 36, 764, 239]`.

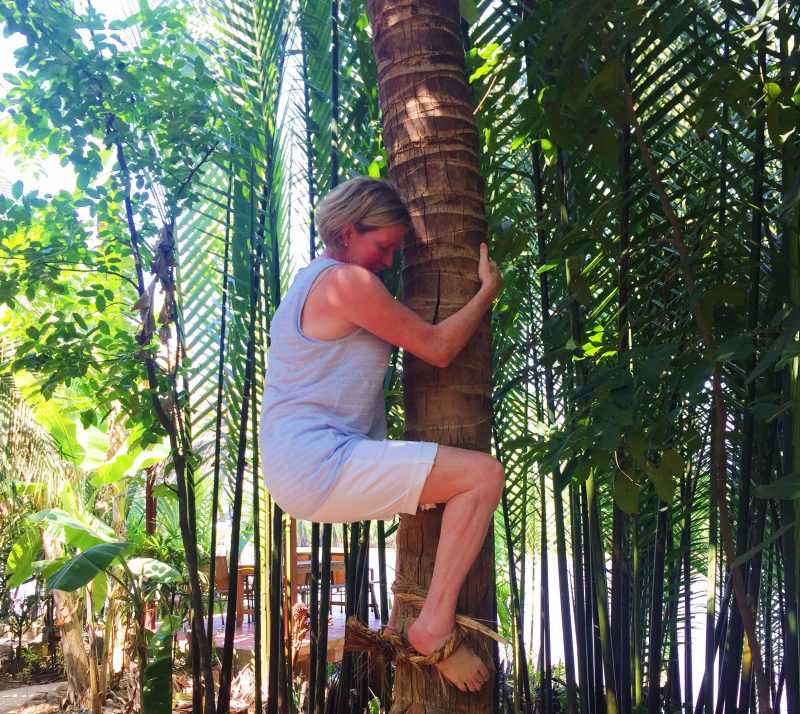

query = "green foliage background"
[0, 0, 798, 712]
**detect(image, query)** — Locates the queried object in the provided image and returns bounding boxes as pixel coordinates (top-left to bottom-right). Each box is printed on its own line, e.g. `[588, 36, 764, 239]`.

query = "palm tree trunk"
[366, 1, 496, 710]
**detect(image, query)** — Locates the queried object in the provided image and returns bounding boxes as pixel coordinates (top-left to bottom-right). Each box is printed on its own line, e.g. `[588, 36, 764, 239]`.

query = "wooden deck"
[182, 610, 382, 666]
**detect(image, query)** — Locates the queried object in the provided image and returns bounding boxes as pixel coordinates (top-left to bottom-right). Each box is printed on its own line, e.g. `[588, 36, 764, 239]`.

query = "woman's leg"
[403, 445, 504, 692]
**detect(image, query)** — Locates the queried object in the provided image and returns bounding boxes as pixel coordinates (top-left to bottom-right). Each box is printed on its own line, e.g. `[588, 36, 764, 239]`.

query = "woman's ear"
[341, 224, 355, 248]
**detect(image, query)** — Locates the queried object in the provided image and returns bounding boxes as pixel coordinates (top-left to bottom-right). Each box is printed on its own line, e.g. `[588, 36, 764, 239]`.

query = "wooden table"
[234, 559, 348, 626]
[294, 559, 346, 580]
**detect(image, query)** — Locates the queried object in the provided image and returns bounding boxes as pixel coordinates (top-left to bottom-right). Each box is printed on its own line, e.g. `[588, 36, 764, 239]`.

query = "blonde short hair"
[316, 176, 411, 252]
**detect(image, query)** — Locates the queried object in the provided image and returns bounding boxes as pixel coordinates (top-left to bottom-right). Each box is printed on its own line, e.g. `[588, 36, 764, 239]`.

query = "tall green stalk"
[206, 166, 233, 650]
[218, 159, 266, 714]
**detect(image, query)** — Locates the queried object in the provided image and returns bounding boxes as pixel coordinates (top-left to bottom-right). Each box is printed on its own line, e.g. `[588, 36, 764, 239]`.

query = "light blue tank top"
[259, 257, 391, 517]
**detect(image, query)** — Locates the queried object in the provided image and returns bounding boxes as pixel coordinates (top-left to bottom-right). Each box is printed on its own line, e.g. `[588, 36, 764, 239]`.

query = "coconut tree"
[365, 1, 498, 711]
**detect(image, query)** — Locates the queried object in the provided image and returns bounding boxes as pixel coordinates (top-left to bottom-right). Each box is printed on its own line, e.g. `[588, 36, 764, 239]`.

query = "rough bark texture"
[366, 2, 496, 711]
[42, 531, 90, 705]
[102, 416, 130, 694]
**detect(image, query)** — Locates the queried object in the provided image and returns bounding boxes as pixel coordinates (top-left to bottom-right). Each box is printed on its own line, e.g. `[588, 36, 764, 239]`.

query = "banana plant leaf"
[142, 615, 181, 714]
[5, 523, 42, 588]
[46, 541, 129, 593]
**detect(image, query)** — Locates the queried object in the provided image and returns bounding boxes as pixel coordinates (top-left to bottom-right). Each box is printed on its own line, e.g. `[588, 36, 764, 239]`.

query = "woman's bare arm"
[325, 243, 501, 368]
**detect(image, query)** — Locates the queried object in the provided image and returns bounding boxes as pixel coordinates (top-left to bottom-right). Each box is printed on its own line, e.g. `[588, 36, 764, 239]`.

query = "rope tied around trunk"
[344, 576, 508, 667]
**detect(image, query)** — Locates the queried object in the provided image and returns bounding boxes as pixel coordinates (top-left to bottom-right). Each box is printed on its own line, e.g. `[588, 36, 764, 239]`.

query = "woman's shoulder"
[325, 262, 383, 290]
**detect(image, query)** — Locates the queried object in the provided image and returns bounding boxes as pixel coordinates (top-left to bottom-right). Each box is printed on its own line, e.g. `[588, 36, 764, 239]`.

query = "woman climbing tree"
[259, 175, 503, 692]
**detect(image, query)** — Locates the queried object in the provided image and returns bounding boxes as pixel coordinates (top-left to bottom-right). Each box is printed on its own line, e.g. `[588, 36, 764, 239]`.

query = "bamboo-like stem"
[308, 521, 320, 713]
[563, 179, 616, 711]
[112, 133, 216, 712]
[665, 510, 681, 708]
[302, 48, 318, 261]
[540, 467, 552, 714]
[777, 3, 800, 710]
[332, 522, 360, 713]
[252, 330, 264, 713]
[207, 165, 233, 649]
[300, 26, 321, 711]
[595, 23, 773, 714]
[723, 32, 767, 714]
[633, 520, 642, 712]
[571, 484, 591, 714]
[586, 473, 619, 714]
[527, 75, 578, 712]
[682, 476, 694, 714]
[613, 47, 633, 713]
[218, 155, 265, 714]
[495, 425, 533, 714]
[268, 503, 285, 714]
[313, 524, 332, 714]
[646, 502, 668, 714]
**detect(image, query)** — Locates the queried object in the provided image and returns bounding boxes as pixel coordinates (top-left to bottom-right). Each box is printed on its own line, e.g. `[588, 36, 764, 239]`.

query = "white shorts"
[306, 439, 439, 523]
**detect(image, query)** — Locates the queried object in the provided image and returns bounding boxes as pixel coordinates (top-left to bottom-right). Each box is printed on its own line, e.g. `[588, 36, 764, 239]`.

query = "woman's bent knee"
[479, 455, 504, 502]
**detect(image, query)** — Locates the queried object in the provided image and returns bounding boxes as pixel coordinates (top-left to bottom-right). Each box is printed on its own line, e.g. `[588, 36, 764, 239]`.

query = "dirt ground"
[0, 681, 65, 714]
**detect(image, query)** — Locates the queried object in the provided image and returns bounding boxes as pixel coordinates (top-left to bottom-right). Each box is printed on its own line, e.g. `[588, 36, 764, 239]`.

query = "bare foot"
[407, 618, 489, 693]
[384, 607, 397, 634]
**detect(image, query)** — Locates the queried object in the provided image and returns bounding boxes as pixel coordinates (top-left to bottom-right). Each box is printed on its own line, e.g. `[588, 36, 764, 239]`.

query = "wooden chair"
[213, 555, 230, 624]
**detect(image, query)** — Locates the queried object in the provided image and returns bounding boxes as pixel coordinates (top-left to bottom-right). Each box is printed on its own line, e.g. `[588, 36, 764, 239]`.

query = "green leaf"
[76, 424, 110, 472]
[732, 522, 795, 568]
[46, 542, 129, 593]
[613, 469, 639, 515]
[755, 473, 800, 500]
[755, 0, 775, 23]
[593, 123, 618, 170]
[91, 440, 169, 487]
[459, 0, 480, 25]
[715, 335, 755, 362]
[626, 434, 648, 469]
[13, 371, 86, 466]
[151, 483, 177, 500]
[91, 571, 108, 614]
[763, 82, 781, 101]
[6, 525, 42, 588]
[31, 558, 69, 580]
[126, 557, 181, 583]
[12, 180, 23, 199]
[648, 450, 682, 505]
[142, 616, 179, 713]
[30, 508, 117, 550]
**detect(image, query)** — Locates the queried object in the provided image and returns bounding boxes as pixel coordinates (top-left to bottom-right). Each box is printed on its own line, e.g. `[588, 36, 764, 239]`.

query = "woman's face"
[343, 224, 405, 274]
